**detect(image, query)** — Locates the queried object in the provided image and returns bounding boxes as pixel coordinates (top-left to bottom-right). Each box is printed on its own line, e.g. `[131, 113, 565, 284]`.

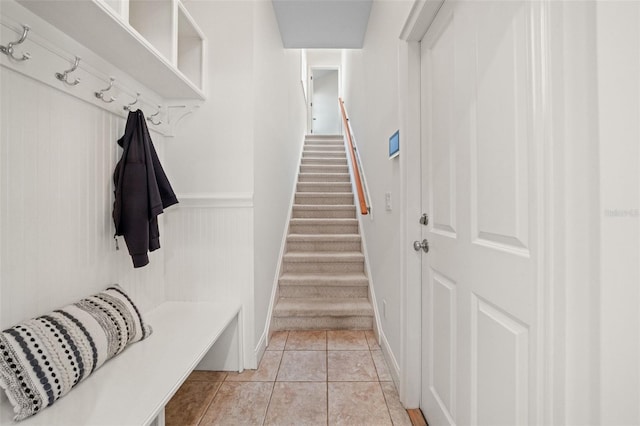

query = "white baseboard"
[380, 329, 401, 388]
[254, 328, 267, 367]
[261, 134, 306, 344]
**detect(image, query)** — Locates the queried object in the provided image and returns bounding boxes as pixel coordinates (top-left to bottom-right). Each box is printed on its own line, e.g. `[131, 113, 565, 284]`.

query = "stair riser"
[297, 174, 351, 183]
[301, 158, 348, 165]
[304, 144, 344, 150]
[292, 208, 356, 219]
[300, 165, 349, 174]
[279, 286, 368, 298]
[305, 137, 343, 143]
[295, 194, 354, 205]
[278, 277, 369, 287]
[303, 152, 346, 159]
[303, 145, 344, 152]
[283, 262, 364, 274]
[289, 224, 359, 234]
[272, 316, 373, 331]
[287, 240, 362, 252]
[297, 183, 352, 193]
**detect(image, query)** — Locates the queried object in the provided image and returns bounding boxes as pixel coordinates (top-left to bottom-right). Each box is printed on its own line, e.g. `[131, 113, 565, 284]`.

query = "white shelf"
[177, 2, 205, 91]
[129, 0, 174, 63]
[16, 0, 206, 100]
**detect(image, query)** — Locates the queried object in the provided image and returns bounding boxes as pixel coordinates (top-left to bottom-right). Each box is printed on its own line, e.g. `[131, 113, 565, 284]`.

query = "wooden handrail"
[339, 98, 369, 215]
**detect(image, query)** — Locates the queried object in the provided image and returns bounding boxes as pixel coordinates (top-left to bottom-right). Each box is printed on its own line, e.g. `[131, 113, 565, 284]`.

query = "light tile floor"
[165, 330, 412, 426]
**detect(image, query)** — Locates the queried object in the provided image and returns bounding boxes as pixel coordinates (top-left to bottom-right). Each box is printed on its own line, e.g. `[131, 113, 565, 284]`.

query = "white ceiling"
[271, 0, 373, 48]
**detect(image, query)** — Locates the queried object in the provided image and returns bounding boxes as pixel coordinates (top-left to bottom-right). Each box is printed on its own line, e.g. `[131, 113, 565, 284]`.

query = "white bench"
[0, 301, 243, 426]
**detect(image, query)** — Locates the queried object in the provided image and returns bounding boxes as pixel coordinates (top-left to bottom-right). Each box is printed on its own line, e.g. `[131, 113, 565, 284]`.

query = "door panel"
[472, 1, 531, 254]
[420, 1, 542, 425]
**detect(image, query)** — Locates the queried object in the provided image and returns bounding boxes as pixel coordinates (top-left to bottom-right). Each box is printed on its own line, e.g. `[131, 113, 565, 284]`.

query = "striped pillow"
[0, 284, 152, 421]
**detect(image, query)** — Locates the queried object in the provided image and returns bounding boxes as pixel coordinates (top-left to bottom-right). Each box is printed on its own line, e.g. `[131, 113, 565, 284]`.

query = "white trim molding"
[177, 193, 254, 208]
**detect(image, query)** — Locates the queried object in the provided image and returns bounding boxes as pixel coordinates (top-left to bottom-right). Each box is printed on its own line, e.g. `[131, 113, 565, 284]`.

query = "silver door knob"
[413, 239, 429, 253]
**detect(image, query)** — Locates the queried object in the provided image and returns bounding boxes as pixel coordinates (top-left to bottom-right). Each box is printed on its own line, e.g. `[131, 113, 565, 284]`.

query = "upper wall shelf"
[16, 0, 206, 100]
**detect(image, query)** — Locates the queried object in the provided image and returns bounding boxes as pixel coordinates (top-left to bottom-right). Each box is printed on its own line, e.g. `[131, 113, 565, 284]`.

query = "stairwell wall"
[341, 0, 413, 381]
[252, 0, 307, 358]
[165, 1, 305, 368]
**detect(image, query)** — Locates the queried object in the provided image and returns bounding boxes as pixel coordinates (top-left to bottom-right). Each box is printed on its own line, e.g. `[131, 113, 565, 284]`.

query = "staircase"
[271, 135, 374, 330]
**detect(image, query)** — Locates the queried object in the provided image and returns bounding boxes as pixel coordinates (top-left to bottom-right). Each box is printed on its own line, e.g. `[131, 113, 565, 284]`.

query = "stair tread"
[292, 204, 355, 209]
[279, 273, 369, 286]
[296, 192, 353, 196]
[287, 234, 361, 241]
[298, 173, 351, 177]
[290, 218, 358, 223]
[273, 297, 373, 317]
[283, 251, 364, 260]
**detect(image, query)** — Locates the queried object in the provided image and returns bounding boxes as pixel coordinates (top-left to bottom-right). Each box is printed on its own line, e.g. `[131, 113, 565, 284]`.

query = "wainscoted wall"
[0, 66, 167, 330]
[163, 194, 255, 368]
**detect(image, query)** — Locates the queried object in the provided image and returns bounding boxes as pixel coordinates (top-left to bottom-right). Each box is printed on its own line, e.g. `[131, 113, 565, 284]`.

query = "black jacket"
[113, 110, 178, 267]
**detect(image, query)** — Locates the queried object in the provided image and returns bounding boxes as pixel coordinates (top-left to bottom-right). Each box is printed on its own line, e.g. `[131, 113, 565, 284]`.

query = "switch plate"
[385, 192, 392, 211]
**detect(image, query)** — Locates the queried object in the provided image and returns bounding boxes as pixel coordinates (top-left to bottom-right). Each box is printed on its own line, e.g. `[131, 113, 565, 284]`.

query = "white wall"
[0, 68, 166, 328]
[341, 0, 413, 377]
[165, 0, 306, 367]
[252, 0, 306, 356]
[163, 0, 258, 369]
[164, 1, 255, 196]
[306, 49, 343, 70]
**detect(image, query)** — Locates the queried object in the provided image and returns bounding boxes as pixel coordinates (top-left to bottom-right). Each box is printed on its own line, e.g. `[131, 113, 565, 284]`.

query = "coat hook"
[95, 77, 116, 103]
[147, 105, 162, 125]
[123, 92, 141, 111]
[0, 24, 31, 61]
[55, 56, 81, 86]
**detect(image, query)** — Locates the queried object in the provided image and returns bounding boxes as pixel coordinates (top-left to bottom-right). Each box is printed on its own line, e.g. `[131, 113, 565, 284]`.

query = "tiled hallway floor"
[165, 330, 412, 425]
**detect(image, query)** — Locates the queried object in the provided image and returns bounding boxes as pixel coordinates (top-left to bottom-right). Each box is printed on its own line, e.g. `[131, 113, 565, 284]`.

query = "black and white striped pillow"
[0, 284, 152, 421]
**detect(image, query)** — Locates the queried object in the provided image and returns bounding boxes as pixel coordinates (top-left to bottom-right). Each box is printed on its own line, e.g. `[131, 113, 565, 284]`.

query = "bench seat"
[0, 301, 242, 426]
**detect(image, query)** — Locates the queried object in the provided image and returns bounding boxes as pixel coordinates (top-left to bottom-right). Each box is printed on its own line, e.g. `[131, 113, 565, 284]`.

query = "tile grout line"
[262, 331, 288, 426]
[196, 376, 226, 426]
[326, 332, 329, 426]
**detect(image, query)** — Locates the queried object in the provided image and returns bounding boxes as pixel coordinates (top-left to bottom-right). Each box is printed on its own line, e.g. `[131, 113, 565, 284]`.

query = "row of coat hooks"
[94, 77, 162, 125]
[1, 23, 184, 127]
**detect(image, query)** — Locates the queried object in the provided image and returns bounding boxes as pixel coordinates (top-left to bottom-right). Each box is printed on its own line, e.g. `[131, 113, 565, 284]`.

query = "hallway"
[165, 330, 412, 425]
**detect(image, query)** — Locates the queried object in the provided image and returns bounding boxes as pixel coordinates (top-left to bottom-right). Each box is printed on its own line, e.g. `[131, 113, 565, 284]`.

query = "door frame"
[308, 66, 342, 134]
[398, 0, 562, 421]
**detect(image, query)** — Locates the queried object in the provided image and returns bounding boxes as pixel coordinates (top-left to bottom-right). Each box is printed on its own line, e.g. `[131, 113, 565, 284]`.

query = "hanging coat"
[113, 110, 178, 268]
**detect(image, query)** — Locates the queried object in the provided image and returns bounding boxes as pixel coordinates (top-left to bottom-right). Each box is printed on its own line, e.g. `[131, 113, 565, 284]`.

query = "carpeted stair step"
[278, 284, 368, 298]
[297, 182, 352, 193]
[282, 251, 365, 273]
[305, 135, 343, 142]
[289, 218, 358, 234]
[301, 157, 348, 165]
[300, 164, 349, 174]
[303, 145, 344, 152]
[302, 151, 346, 159]
[291, 204, 356, 219]
[305, 141, 344, 148]
[278, 272, 369, 287]
[297, 173, 351, 183]
[272, 297, 374, 330]
[286, 234, 361, 252]
[277, 271, 371, 309]
[295, 192, 354, 205]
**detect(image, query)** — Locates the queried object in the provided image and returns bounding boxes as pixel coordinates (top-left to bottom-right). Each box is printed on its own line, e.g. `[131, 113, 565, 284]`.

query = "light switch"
[385, 192, 392, 211]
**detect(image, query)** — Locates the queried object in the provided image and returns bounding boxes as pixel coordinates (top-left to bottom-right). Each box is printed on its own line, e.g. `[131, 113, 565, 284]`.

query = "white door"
[311, 68, 340, 134]
[419, 1, 545, 424]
